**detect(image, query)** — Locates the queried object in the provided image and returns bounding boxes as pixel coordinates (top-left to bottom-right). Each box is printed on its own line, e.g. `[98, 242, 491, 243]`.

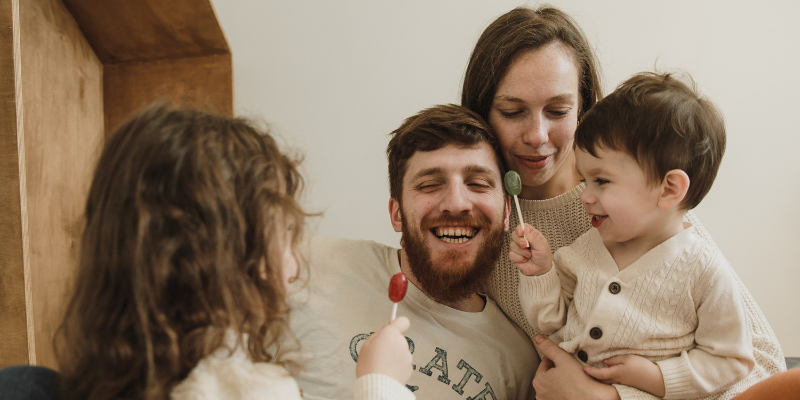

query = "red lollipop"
[389, 272, 408, 321]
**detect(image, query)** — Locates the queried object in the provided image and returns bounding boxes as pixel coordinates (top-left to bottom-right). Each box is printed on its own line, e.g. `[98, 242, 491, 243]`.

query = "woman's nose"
[521, 115, 547, 147]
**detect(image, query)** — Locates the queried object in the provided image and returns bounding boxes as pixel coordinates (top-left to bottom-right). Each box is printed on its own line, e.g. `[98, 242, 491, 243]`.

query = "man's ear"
[389, 198, 403, 233]
[504, 195, 511, 232]
[658, 169, 690, 210]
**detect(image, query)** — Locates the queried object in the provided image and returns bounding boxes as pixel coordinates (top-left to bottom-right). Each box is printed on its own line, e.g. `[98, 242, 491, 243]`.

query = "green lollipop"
[504, 170, 522, 196]
[504, 171, 529, 248]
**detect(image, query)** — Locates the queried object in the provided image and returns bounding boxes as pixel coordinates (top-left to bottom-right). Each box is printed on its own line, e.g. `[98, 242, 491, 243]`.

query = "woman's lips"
[517, 155, 550, 170]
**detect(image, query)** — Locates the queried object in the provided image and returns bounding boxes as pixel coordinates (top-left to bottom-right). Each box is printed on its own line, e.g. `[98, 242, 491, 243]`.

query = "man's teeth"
[434, 227, 476, 243]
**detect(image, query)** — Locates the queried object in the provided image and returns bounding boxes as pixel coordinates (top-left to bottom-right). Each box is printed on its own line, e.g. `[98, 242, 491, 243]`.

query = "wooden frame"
[0, 0, 232, 369]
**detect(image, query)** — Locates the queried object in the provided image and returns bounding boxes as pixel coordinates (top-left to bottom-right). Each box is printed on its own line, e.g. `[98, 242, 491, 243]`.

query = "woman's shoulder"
[171, 348, 302, 400]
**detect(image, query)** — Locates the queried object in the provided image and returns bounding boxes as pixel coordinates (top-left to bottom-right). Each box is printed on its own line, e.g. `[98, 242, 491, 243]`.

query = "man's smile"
[432, 226, 478, 244]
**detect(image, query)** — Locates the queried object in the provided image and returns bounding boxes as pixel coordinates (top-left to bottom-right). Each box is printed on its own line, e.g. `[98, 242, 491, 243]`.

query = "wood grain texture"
[61, 0, 229, 63]
[0, 0, 30, 368]
[19, 0, 105, 369]
[104, 53, 233, 134]
[1, 0, 232, 370]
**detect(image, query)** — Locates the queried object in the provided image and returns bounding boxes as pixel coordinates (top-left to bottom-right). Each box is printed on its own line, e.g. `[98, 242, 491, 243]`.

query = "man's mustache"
[419, 214, 491, 231]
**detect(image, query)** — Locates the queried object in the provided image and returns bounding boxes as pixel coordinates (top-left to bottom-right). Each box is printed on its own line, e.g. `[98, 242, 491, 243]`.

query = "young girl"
[55, 104, 414, 400]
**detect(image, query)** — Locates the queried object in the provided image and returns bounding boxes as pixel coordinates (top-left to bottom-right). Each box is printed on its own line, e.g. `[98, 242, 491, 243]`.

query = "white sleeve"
[353, 374, 415, 400]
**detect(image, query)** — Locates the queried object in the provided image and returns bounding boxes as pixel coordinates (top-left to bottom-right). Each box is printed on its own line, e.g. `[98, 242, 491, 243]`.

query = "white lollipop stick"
[513, 195, 529, 248]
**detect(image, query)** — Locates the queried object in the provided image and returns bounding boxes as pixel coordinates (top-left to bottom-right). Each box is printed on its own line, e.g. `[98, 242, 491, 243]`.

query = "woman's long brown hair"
[56, 104, 306, 400]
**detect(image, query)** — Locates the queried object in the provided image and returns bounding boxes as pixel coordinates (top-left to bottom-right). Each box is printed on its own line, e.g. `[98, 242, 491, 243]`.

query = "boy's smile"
[576, 146, 682, 262]
[589, 214, 608, 228]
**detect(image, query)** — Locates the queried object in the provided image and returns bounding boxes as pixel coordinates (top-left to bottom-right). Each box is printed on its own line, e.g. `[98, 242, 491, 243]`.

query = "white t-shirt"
[291, 237, 538, 400]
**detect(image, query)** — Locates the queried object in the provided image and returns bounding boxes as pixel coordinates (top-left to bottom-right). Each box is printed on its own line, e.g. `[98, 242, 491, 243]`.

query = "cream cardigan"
[519, 226, 754, 399]
[486, 184, 786, 400]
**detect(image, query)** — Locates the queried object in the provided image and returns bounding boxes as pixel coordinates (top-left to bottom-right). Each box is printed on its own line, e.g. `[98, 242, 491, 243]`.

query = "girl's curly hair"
[56, 103, 307, 400]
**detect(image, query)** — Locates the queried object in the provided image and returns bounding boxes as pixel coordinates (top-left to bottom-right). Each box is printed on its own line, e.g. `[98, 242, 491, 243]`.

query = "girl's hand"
[355, 316, 413, 385]
[509, 223, 553, 276]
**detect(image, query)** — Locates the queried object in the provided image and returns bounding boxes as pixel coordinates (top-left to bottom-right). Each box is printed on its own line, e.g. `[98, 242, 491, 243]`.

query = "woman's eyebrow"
[493, 93, 576, 103]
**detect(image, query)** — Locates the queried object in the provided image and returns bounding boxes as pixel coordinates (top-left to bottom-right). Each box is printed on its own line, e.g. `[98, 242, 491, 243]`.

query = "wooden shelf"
[0, 0, 233, 369]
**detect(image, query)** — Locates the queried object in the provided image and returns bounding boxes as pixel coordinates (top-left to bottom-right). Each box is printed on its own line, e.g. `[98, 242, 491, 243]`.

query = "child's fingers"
[603, 355, 628, 367]
[509, 240, 532, 258]
[511, 227, 531, 248]
[388, 316, 410, 334]
[508, 250, 530, 265]
[524, 226, 549, 250]
[509, 232, 533, 259]
[583, 365, 619, 384]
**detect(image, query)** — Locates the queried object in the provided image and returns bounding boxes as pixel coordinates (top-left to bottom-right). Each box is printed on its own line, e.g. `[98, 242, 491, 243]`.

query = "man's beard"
[400, 211, 505, 305]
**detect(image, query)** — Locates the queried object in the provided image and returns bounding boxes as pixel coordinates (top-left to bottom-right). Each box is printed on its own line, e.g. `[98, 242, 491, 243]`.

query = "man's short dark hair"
[387, 104, 505, 202]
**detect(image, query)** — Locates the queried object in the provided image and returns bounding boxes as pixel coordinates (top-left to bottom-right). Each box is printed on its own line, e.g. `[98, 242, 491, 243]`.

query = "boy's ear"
[658, 169, 690, 210]
[389, 198, 403, 232]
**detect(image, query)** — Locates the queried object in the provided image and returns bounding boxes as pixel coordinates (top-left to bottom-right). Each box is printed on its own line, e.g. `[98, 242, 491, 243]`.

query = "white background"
[211, 1, 800, 356]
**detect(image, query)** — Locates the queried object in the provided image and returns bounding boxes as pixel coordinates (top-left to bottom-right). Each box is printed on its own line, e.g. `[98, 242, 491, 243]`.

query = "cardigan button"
[590, 327, 603, 339]
[577, 350, 588, 362]
[609, 282, 621, 294]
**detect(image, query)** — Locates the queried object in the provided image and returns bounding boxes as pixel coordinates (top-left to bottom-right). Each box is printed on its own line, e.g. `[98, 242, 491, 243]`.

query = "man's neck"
[398, 249, 486, 313]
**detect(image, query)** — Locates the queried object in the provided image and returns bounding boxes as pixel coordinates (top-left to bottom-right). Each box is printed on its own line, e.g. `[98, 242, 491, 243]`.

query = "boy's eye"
[595, 178, 609, 185]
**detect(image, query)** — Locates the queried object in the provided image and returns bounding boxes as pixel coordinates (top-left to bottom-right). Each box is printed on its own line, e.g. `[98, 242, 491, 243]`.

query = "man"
[291, 104, 538, 400]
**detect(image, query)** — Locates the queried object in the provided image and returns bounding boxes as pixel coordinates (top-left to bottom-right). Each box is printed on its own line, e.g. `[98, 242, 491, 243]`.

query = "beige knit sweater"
[486, 184, 786, 400]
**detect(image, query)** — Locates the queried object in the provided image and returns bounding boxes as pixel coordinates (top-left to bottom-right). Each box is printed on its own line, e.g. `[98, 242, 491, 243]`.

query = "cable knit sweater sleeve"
[518, 259, 575, 336]
[655, 247, 754, 399]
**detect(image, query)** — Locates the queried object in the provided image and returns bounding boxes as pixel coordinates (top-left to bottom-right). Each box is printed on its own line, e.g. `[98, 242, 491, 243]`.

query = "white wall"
[211, 1, 800, 356]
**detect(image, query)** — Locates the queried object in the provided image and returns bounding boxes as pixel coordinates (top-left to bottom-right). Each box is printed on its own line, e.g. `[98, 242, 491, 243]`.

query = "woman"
[461, 6, 785, 400]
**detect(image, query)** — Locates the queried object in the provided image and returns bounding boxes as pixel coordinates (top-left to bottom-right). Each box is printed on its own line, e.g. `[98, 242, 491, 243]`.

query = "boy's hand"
[583, 354, 666, 398]
[509, 223, 552, 276]
[355, 316, 413, 385]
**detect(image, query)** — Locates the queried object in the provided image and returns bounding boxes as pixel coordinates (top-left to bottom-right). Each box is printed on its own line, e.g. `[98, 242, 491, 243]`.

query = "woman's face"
[488, 42, 581, 200]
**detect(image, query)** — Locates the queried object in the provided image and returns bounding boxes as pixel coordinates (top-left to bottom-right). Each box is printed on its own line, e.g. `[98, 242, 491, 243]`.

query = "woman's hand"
[355, 316, 413, 385]
[509, 223, 553, 276]
[532, 335, 620, 400]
